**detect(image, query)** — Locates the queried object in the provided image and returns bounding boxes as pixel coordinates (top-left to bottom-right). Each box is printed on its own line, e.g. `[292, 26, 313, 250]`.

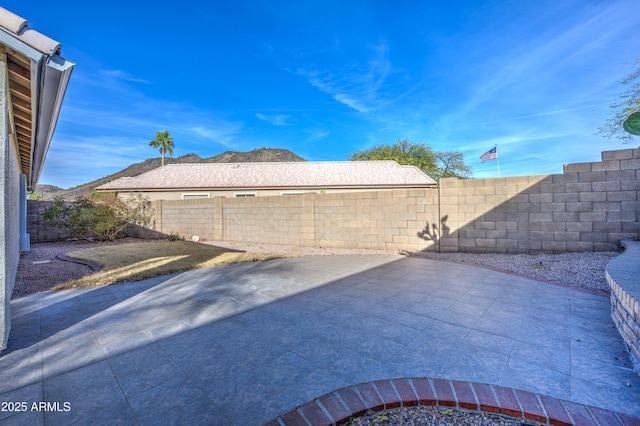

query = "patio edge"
[267, 378, 640, 426]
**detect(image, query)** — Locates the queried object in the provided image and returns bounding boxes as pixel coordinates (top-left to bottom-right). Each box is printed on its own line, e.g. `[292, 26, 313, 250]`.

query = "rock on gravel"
[409, 251, 618, 294]
[350, 406, 539, 425]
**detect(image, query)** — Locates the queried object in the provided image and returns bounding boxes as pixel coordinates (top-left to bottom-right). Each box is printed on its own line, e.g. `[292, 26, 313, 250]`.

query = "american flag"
[480, 146, 497, 162]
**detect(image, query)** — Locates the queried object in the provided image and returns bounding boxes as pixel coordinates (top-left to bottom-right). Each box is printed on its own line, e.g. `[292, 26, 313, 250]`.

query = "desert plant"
[168, 231, 182, 241]
[43, 193, 152, 241]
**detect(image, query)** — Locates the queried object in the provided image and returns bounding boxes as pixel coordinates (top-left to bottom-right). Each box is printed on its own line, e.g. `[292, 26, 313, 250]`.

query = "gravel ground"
[13, 238, 142, 298]
[350, 406, 539, 425]
[13, 238, 618, 298]
[408, 250, 617, 294]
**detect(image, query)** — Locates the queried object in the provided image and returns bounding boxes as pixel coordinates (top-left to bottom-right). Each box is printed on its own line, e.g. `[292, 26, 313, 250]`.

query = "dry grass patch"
[56, 240, 293, 289]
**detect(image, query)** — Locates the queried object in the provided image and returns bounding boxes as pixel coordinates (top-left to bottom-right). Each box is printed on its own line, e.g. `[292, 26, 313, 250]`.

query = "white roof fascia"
[30, 54, 74, 186]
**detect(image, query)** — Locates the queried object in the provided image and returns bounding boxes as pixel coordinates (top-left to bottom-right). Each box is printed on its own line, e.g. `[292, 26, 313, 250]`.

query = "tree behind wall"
[42, 193, 152, 241]
[598, 55, 640, 141]
[348, 139, 472, 181]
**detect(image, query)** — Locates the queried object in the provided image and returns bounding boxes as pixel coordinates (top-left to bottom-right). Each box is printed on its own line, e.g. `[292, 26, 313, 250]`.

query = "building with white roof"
[95, 161, 437, 200]
[0, 7, 74, 350]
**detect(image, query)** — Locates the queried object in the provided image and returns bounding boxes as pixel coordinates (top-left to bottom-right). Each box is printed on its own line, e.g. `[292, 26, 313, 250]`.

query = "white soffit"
[0, 7, 74, 189]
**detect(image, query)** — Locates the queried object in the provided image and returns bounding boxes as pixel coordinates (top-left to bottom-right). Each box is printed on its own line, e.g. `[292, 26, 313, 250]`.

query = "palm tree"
[149, 130, 175, 166]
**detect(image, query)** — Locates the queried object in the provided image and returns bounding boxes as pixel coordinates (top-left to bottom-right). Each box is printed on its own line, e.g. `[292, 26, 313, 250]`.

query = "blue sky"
[7, 0, 640, 188]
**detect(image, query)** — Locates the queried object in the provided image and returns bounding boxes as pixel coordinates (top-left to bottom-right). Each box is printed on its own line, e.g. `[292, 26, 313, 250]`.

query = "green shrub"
[43, 193, 152, 241]
[168, 231, 182, 241]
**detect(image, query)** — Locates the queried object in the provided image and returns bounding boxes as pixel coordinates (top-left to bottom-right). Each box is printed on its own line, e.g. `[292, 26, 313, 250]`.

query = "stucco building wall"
[0, 57, 21, 350]
[118, 186, 427, 201]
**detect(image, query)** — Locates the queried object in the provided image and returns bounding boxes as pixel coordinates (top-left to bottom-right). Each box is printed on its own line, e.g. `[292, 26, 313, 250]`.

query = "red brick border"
[270, 378, 640, 426]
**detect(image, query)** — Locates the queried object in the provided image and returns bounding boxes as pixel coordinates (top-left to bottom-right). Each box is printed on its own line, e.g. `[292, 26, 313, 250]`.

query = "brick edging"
[607, 239, 640, 372]
[267, 378, 640, 426]
[56, 254, 102, 272]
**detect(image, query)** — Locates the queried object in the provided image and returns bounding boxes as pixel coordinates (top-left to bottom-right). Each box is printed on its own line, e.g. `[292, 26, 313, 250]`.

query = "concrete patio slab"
[1, 255, 639, 425]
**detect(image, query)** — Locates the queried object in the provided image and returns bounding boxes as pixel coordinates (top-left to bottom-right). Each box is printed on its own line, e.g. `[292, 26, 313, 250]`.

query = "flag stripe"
[480, 147, 498, 162]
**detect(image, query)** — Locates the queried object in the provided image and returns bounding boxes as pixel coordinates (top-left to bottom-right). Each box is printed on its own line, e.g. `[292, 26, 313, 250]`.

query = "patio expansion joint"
[269, 377, 640, 426]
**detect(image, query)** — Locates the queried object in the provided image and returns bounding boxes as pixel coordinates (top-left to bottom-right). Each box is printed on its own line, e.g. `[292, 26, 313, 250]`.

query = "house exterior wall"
[0, 57, 21, 350]
[114, 186, 428, 201]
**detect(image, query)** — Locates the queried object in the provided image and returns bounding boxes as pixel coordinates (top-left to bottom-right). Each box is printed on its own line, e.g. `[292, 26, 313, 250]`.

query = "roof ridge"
[164, 160, 402, 166]
[96, 160, 437, 192]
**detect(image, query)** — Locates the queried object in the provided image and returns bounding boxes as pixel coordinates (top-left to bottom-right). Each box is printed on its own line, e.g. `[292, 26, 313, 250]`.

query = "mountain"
[34, 148, 306, 201]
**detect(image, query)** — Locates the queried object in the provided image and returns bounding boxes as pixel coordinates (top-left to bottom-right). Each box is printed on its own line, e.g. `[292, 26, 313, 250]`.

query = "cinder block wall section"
[28, 146, 640, 252]
[313, 189, 440, 251]
[439, 147, 640, 253]
[26, 201, 70, 242]
[145, 190, 441, 252]
[223, 196, 307, 246]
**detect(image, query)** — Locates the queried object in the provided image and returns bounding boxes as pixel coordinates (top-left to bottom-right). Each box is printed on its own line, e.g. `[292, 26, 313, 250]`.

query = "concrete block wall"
[438, 176, 551, 253]
[313, 189, 440, 251]
[223, 196, 306, 246]
[440, 147, 640, 253]
[26, 200, 70, 242]
[28, 146, 640, 253]
[159, 198, 221, 241]
[144, 189, 441, 252]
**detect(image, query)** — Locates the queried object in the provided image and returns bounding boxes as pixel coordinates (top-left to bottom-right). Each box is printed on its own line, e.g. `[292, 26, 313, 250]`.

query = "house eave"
[0, 25, 74, 190]
[96, 183, 437, 193]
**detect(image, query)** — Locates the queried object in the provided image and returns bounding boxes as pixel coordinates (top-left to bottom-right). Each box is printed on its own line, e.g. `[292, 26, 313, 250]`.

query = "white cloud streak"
[43, 61, 245, 187]
[436, 2, 638, 132]
[98, 69, 152, 84]
[255, 113, 292, 126]
[293, 40, 393, 113]
[305, 128, 329, 143]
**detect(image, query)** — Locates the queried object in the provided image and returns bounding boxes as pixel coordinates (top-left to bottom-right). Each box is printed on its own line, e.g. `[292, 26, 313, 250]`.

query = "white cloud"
[305, 128, 329, 143]
[98, 69, 152, 84]
[255, 113, 292, 126]
[188, 122, 244, 146]
[291, 40, 393, 114]
[408, 4, 638, 177]
[42, 58, 247, 188]
[436, 2, 639, 133]
[477, 103, 608, 126]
